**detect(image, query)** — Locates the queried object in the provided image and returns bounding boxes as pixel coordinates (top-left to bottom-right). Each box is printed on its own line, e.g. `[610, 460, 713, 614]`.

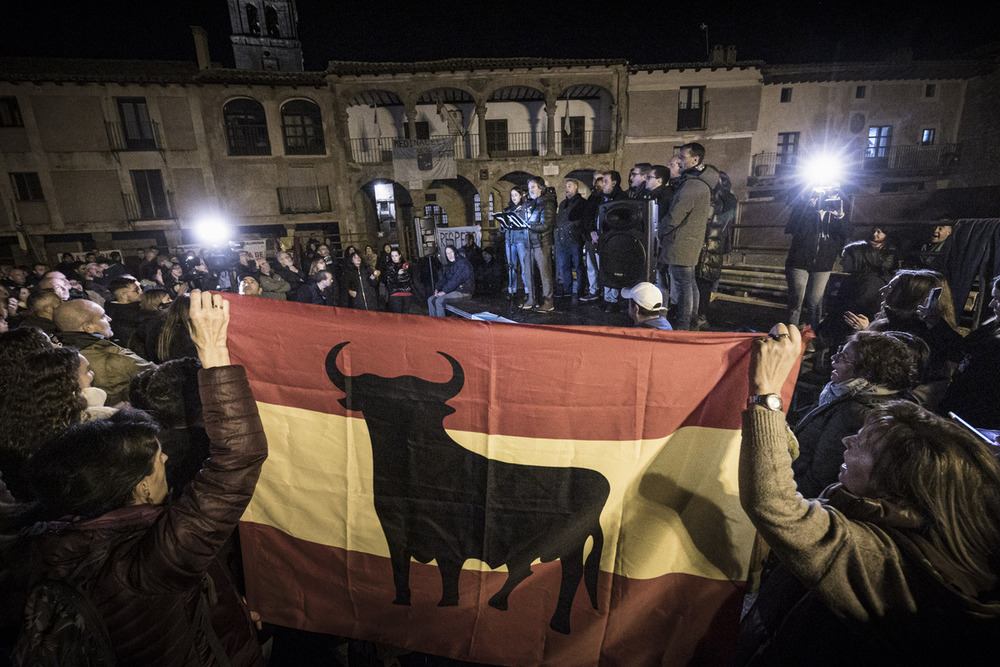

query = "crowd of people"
[0, 151, 998, 663]
[494, 142, 737, 330]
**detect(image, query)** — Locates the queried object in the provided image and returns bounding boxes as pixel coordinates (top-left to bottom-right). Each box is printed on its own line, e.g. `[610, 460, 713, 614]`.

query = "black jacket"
[784, 199, 848, 272]
[524, 191, 557, 247]
[554, 193, 586, 246]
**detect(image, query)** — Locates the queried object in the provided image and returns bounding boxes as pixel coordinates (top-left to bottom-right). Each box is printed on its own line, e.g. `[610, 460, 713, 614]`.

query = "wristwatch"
[748, 394, 783, 411]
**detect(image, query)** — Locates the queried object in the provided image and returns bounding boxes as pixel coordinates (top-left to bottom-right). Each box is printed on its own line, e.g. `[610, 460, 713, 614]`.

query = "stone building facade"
[0, 39, 995, 266]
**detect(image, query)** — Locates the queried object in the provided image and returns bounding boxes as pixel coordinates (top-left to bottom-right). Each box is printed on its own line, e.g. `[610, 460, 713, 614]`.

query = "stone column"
[405, 107, 418, 142]
[476, 102, 489, 159]
[545, 96, 558, 157]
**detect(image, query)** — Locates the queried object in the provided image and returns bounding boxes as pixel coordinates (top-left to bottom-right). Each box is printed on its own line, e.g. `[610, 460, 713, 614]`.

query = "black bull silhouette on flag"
[326, 342, 611, 634]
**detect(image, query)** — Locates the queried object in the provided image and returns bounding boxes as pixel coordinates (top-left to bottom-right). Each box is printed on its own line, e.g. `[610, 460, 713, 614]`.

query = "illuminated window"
[780, 88, 793, 103]
[866, 125, 892, 158]
[777, 132, 800, 165]
[921, 129, 935, 146]
[474, 193, 482, 222]
[424, 204, 448, 227]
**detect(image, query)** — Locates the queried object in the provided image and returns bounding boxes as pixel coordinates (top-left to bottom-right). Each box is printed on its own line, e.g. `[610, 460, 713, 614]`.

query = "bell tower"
[227, 0, 303, 71]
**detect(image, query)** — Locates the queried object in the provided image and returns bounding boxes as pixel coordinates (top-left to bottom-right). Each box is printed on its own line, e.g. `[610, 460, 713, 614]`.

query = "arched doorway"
[359, 179, 413, 252]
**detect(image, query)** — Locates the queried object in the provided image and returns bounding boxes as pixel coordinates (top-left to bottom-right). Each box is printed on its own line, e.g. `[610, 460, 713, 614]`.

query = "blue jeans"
[786, 268, 831, 329]
[427, 291, 469, 317]
[668, 265, 698, 330]
[554, 240, 582, 295]
[505, 230, 530, 298]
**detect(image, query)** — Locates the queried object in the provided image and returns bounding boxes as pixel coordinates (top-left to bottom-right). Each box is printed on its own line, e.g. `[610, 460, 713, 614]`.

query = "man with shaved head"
[14, 290, 62, 335]
[54, 299, 156, 405]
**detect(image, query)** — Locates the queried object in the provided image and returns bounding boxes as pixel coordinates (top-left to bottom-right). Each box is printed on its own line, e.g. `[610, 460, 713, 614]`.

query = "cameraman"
[784, 187, 847, 329]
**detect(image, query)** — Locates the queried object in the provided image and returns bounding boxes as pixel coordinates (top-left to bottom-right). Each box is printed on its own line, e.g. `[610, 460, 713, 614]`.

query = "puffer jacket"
[524, 191, 556, 248]
[29, 366, 267, 666]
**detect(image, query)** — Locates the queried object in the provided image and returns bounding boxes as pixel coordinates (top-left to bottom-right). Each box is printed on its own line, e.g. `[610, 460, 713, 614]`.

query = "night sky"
[0, 1, 993, 69]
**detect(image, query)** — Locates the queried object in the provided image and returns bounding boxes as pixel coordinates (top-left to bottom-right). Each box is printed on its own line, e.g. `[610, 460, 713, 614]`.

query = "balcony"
[749, 143, 962, 185]
[105, 120, 161, 151]
[225, 123, 271, 156]
[349, 129, 612, 164]
[277, 186, 332, 214]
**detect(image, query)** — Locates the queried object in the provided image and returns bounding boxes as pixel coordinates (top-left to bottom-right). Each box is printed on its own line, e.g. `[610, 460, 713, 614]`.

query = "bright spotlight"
[802, 155, 843, 190]
[193, 215, 232, 246]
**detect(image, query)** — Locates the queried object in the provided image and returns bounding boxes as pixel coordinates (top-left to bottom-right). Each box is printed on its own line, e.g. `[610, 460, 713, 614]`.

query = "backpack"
[10, 578, 117, 666]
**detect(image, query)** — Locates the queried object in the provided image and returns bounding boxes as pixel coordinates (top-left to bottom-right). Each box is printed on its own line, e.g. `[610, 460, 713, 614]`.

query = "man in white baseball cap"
[621, 282, 672, 330]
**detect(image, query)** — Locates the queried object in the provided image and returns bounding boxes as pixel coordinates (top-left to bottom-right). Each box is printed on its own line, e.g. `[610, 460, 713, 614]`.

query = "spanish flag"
[228, 296, 796, 665]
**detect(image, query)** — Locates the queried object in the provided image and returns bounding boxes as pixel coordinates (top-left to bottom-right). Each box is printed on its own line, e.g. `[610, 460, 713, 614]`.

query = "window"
[245, 4, 260, 35]
[485, 119, 508, 155]
[265, 5, 280, 37]
[921, 128, 936, 146]
[677, 86, 705, 131]
[776, 132, 800, 165]
[116, 97, 156, 150]
[0, 97, 23, 127]
[474, 193, 482, 222]
[424, 204, 448, 227]
[866, 125, 892, 158]
[562, 116, 585, 155]
[925, 84, 936, 98]
[281, 100, 325, 155]
[223, 98, 271, 156]
[780, 87, 793, 103]
[9, 172, 43, 201]
[403, 121, 430, 140]
[130, 170, 170, 219]
[855, 85, 866, 99]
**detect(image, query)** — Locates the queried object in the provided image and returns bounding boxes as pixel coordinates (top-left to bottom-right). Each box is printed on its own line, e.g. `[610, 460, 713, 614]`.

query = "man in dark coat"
[554, 179, 586, 298]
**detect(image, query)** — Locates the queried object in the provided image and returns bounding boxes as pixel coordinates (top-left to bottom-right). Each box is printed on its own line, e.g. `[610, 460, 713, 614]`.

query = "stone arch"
[415, 87, 478, 142]
[555, 84, 615, 155]
[424, 174, 480, 229]
[486, 85, 549, 157]
[345, 90, 405, 163]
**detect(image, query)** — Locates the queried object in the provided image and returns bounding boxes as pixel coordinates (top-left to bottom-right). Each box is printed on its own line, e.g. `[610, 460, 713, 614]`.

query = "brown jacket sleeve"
[132, 365, 267, 589]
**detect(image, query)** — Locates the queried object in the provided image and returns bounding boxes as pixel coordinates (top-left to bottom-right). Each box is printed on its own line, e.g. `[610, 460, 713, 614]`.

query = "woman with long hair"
[502, 186, 530, 301]
[0, 346, 87, 500]
[383, 248, 413, 314]
[156, 294, 197, 363]
[23, 291, 268, 665]
[737, 324, 1000, 665]
[343, 252, 378, 310]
